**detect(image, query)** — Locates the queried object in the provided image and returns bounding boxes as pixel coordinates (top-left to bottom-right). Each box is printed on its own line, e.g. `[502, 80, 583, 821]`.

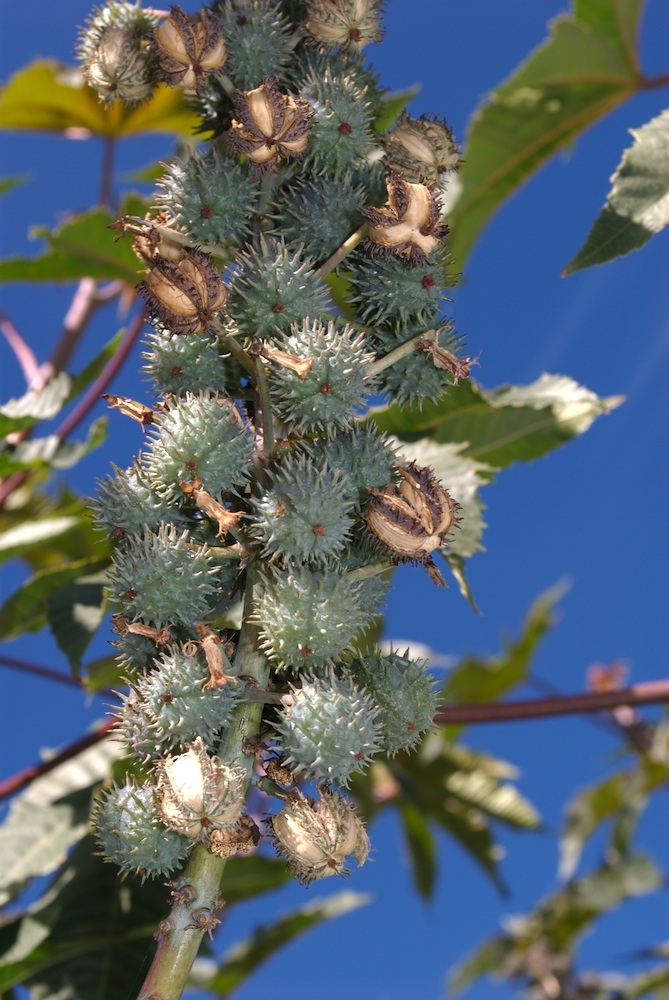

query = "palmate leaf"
[447, 0, 645, 265]
[0, 199, 149, 283]
[0, 737, 119, 906]
[189, 892, 371, 997]
[0, 61, 199, 139]
[0, 416, 107, 476]
[565, 109, 669, 272]
[372, 374, 622, 470]
[48, 570, 107, 672]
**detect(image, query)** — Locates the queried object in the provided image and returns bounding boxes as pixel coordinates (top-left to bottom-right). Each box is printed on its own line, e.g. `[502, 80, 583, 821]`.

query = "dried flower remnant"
[85, 26, 155, 104]
[157, 738, 245, 842]
[151, 5, 227, 93]
[139, 248, 227, 335]
[225, 78, 312, 167]
[304, 0, 384, 52]
[362, 177, 447, 263]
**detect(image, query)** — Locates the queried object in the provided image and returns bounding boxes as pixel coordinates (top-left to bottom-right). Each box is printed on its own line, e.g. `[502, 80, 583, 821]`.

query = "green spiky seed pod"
[272, 667, 380, 785]
[268, 318, 373, 434]
[348, 253, 454, 326]
[302, 423, 396, 502]
[226, 239, 327, 341]
[350, 650, 438, 754]
[146, 391, 253, 501]
[156, 149, 257, 250]
[94, 778, 190, 880]
[293, 50, 384, 118]
[142, 324, 244, 397]
[112, 630, 162, 675]
[256, 566, 374, 668]
[266, 786, 369, 884]
[91, 459, 192, 539]
[253, 453, 356, 565]
[157, 737, 245, 841]
[107, 524, 218, 629]
[372, 319, 462, 406]
[77, 2, 158, 106]
[271, 172, 367, 262]
[116, 646, 242, 760]
[214, 0, 297, 89]
[301, 68, 376, 175]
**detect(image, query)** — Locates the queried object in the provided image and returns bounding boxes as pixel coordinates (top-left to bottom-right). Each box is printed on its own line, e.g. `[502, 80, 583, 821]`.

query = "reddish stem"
[0, 653, 82, 688]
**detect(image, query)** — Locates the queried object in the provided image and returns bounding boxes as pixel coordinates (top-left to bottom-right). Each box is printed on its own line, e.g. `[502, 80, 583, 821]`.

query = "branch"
[434, 679, 669, 725]
[0, 653, 83, 688]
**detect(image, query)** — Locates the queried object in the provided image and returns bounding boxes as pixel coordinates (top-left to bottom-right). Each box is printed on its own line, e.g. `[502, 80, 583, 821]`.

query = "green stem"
[346, 560, 392, 582]
[254, 356, 275, 459]
[315, 223, 367, 280]
[215, 324, 256, 375]
[366, 329, 435, 379]
[136, 571, 269, 1000]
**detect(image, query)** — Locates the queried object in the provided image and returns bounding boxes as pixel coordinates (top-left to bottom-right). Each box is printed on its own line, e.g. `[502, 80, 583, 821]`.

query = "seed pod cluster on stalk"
[83, 0, 471, 896]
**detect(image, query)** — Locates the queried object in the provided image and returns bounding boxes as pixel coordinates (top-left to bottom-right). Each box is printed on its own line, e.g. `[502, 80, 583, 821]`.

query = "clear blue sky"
[1, 3, 668, 999]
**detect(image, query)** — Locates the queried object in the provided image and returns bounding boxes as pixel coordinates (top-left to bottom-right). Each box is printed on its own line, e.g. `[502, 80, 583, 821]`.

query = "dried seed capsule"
[366, 462, 456, 566]
[266, 787, 369, 884]
[157, 737, 245, 842]
[362, 176, 448, 263]
[381, 112, 459, 185]
[304, 0, 384, 52]
[224, 78, 312, 167]
[151, 5, 227, 93]
[86, 26, 155, 105]
[140, 248, 226, 335]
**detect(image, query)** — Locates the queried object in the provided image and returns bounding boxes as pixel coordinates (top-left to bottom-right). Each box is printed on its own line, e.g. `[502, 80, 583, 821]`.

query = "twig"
[0, 653, 83, 688]
[0, 308, 40, 384]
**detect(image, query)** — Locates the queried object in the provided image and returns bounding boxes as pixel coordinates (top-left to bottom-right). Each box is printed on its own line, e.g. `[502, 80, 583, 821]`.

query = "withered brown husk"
[151, 5, 227, 93]
[139, 247, 226, 335]
[362, 176, 447, 263]
[224, 78, 312, 167]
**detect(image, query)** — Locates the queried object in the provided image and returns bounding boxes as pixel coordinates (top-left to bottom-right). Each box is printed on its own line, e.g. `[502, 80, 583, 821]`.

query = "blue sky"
[1, 2, 668, 999]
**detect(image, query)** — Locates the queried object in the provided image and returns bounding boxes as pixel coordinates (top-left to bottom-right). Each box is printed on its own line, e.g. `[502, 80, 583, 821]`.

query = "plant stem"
[367, 329, 434, 379]
[136, 569, 270, 1000]
[315, 223, 367, 280]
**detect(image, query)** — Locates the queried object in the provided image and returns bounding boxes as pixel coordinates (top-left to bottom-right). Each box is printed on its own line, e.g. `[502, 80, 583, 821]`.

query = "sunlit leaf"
[448, 0, 645, 265]
[0, 516, 82, 561]
[189, 892, 372, 996]
[565, 109, 669, 272]
[0, 373, 72, 422]
[372, 374, 622, 470]
[0, 737, 118, 906]
[1, 416, 107, 475]
[0, 555, 109, 640]
[0, 61, 199, 139]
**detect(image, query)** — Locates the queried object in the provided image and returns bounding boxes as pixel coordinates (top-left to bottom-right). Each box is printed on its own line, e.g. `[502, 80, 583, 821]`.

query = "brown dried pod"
[381, 112, 459, 185]
[86, 26, 155, 105]
[139, 248, 226, 335]
[224, 78, 312, 167]
[151, 5, 227, 93]
[304, 0, 384, 52]
[361, 176, 448, 263]
[366, 462, 456, 582]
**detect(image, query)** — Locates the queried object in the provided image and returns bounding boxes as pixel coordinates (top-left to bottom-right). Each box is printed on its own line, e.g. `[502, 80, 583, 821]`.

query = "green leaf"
[0, 737, 119, 906]
[217, 855, 293, 905]
[1, 416, 107, 475]
[189, 891, 372, 996]
[0, 373, 72, 423]
[0, 175, 27, 196]
[0, 555, 109, 640]
[441, 583, 564, 705]
[374, 84, 421, 133]
[448, 0, 645, 265]
[0, 837, 170, 997]
[565, 109, 669, 272]
[448, 936, 514, 997]
[48, 571, 107, 672]
[0, 516, 82, 562]
[67, 328, 125, 401]
[0, 61, 200, 139]
[82, 655, 125, 694]
[0, 206, 145, 284]
[372, 374, 623, 470]
[398, 801, 437, 899]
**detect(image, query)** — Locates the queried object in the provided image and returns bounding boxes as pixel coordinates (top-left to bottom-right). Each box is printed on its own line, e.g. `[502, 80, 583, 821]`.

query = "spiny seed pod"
[381, 112, 459, 185]
[85, 26, 155, 105]
[266, 787, 369, 884]
[91, 458, 192, 539]
[348, 254, 453, 326]
[94, 778, 190, 880]
[225, 77, 312, 167]
[362, 176, 447, 263]
[140, 248, 227, 336]
[151, 5, 227, 93]
[301, 424, 397, 503]
[107, 523, 218, 629]
[253, 454, 357, 566]
[301, 67, 376, 175]
[350, 650, 438, 755]
[256, 566, 375, 668]
[142, 324, 243, 397]
[216, 0, 296, 90]
[366, 462, 456, 571]
[272, 668, 381, 786]
[157, 737, 245, 841]
[304, 0, 384, 52]
[146, 391, 253, 502]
